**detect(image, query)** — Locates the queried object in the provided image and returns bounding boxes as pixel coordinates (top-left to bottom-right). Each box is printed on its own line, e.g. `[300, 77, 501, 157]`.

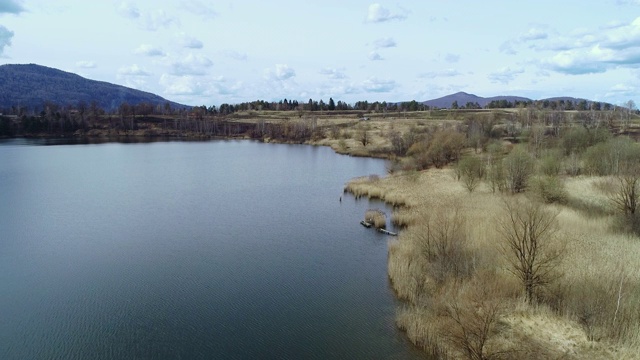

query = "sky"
[1, 0, 640, 107]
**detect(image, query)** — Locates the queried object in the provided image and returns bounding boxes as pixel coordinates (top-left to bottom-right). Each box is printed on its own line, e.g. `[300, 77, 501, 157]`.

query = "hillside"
[423, 91, 532, 108]
[0, 64, 188, 112]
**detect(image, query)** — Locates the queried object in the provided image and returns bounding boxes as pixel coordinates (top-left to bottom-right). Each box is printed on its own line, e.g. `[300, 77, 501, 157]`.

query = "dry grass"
[365, 209, 387, 229]
[326, 114, 640, 358]
[312, 117, 451, 159]
[348, 167, 640, 358]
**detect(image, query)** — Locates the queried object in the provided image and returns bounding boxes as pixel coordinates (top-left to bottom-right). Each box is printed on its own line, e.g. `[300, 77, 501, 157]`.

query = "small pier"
[359, 208, 397, 236]
[376, 228, 397, 236]
[360, 220, 397, 236]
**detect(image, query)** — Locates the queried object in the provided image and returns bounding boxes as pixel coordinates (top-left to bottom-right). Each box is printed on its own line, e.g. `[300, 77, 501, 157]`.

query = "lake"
[0, 138, 423, 359]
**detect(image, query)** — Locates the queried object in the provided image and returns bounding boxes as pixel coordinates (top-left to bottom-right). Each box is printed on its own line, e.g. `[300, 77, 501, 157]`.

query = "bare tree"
[611, 175, 640, 216]
[623, 100, 636, 132]
[417, 201, 472, 284]
[444, 281, 503, 360]
[528, 123, 546, 158]
[497, 199, 564, 303]
[596, 139, 640, 221]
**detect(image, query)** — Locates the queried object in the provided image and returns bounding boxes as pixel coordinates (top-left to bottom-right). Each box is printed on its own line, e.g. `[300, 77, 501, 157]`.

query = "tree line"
[1, 97, 634, 120]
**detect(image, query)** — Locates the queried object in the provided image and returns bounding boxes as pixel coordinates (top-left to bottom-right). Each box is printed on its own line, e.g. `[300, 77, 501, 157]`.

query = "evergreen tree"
[328, 97, 335, 111]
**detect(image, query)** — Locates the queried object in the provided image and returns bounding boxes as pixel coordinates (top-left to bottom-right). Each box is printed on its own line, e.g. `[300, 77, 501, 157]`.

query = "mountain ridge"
[0, 63, 188, 112]
[0, 64, 603, 112]
[420, 91, 594, 109]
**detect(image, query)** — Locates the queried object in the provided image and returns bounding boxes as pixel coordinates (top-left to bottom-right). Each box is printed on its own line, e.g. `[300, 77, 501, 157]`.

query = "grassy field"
[323, 109, 640, 359]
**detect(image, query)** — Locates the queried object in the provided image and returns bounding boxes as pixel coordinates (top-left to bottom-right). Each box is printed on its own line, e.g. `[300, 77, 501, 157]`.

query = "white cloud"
[602, 17, 640, 49]
[170, 53, 213, 76]
[542, 45, 625, 74]
[445, 53, 460, 63]
[180, 0, 217, 19]
[605, 83, 636, 97]
[373, 37, 397, 48]
[223, 50, 248, 61]
[117, 64, 152, 90]
[366, 3, 408, 23]
[116, 1, 140, 19]
[324, 83, 359, 96]
[537, 17, 640, 75]
[160, 74, 208, 96]
[264, 64, 295, 81]
[76, 61, 96, 69]
[118, 4, 178, 31]
[500, 28, 549, 55]
[319, 67, 347, 79]
[134, 44, 165, 57]
[118, 64, 151, 76]
[499, 40, 517, 55]
[368, 51, 383, 61]
[0, 25, 14, 55]
[488, 67, 524, 84]
[603, 20, 626, 29]
[363, 77, 396, 92]
[180, 34, 204, 49]
[520, 28, 548, 41]
[142, 9, 178, 31]
[210, 76, 243, 96]
[0, 0, 25, 14]
[420, 69, 461, 79]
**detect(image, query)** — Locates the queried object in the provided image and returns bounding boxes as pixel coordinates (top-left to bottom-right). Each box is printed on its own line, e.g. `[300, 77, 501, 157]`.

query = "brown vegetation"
[365, 209, 387, 229]
[9, 100, 640, 359]
[345, 109, 640, 359]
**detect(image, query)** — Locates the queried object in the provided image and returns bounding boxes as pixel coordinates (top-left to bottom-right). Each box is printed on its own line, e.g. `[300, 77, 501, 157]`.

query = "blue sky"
[1, 0, 640, 107]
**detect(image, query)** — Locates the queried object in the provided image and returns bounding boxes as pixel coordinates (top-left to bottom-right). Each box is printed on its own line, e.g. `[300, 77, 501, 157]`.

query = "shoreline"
[9, 130, 640, 359]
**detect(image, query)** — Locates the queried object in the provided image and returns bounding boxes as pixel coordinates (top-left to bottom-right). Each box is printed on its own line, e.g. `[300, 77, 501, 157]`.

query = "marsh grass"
[365, 209, 387, 229]
[353, 166, 640, 358]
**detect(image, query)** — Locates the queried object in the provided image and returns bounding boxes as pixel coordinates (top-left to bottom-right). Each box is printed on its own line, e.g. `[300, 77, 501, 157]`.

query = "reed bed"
[350, 167, 640, 358]
[364, 209, 387, 229]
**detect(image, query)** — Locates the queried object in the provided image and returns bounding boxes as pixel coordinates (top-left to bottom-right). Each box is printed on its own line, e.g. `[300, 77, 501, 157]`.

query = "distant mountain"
[0, 64, 189, 112]
[539, 96, 590, 104]
[422, 92, 532, 109]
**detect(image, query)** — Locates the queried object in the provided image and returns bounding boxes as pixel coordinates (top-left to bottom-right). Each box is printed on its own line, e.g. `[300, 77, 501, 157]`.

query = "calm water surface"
[0, 139, 424, 359]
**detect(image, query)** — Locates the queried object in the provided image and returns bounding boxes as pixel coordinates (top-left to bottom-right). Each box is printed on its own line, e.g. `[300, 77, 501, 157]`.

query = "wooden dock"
[360, 221, 397, 236]
[376, 228, 397, 236]
[360, 220, 372, 228]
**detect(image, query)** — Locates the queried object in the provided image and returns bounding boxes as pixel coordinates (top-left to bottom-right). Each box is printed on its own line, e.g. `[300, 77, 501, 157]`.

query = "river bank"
[9, 117, 640, 359]
[344, 165, 640, 359]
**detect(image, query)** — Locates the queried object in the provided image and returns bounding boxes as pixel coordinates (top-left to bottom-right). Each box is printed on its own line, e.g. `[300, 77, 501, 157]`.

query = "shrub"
[365, 209, 386, 229]
[539, 149, 563, 176]
[564, 152, 582, 176]
[530, 176, 568, 204]
[457, 155, 485, 192]
[338, 139, 347, 151]
[417, 202, 473, 284]
[504, 146, 535, 193]
[561, 126, 591, 155]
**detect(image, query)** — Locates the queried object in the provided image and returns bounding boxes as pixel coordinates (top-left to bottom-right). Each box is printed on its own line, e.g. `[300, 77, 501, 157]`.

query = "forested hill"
[423, 92, 531, 109]
[0, 64, 188, 112]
